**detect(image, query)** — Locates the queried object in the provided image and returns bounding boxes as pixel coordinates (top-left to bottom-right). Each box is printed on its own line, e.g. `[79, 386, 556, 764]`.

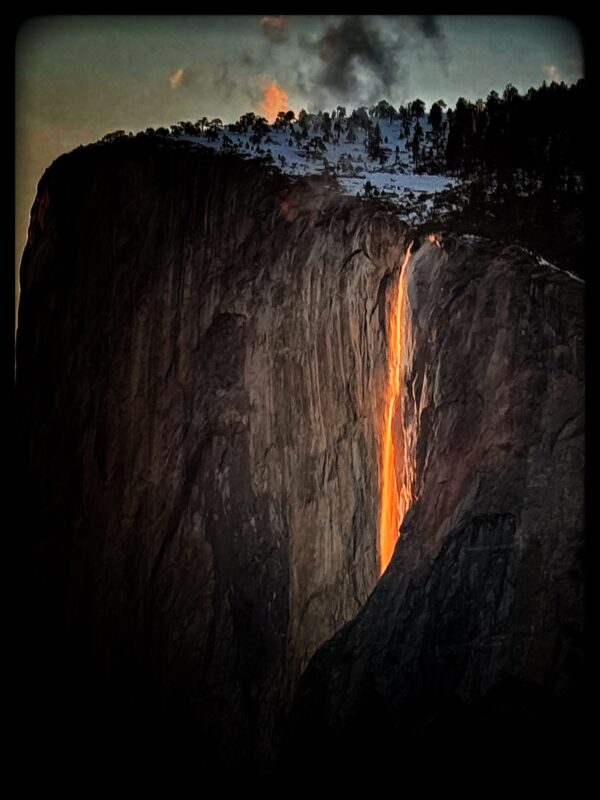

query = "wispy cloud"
[544, 65, 562, 83]
[169, 67, 184, 90]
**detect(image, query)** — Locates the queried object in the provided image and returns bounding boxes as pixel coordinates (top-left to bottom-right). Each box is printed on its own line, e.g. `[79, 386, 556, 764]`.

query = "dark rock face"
[16, 141, 584, 778]
[282, 237, 585, 777]
[16, 140, 407, 775]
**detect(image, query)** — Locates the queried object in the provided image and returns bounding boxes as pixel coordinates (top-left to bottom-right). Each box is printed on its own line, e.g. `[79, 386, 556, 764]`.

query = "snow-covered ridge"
[521, 248, 585, 284]
[98, 95, 583, 279]
[104, 110, 459, 224]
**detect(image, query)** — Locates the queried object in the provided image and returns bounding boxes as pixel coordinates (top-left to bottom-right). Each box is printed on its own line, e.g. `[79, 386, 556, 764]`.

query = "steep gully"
[16, 140, 584, 778]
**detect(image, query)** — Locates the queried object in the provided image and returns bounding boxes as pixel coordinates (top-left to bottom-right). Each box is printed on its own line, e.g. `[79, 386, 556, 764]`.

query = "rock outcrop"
[16, 140, 584, 779]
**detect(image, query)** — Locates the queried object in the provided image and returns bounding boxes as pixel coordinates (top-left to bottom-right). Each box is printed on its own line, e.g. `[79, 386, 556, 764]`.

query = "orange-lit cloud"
[260, 15, 288, 44]
[169, 67, 185, 90]
[261, 81, 288, 123]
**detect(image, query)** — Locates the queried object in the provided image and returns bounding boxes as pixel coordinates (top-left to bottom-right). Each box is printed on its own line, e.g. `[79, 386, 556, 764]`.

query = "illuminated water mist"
[379, 243, 415, 574]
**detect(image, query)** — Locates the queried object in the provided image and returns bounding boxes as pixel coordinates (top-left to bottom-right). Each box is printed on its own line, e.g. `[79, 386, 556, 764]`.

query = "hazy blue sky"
[15, 15, 583, 277]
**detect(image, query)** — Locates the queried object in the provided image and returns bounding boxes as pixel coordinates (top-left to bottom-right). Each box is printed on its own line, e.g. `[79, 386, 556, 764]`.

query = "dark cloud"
[314, 16, 399, 99]
[281, 15, 455, 108]
[260, 15, 289, 44]
[418, 15, 443, 40]
[416, 15, 449, 66]
[240, 51, 257, 67]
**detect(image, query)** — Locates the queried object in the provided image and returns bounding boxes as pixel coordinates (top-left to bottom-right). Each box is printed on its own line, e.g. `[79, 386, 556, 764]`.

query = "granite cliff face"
[16, 140, 584, 778]
[17, 140, 408, 774]
[282, 235, 585, 777]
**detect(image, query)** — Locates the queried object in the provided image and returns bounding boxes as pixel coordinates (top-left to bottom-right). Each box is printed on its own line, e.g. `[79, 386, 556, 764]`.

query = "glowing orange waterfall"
[379, 243, 415, 574]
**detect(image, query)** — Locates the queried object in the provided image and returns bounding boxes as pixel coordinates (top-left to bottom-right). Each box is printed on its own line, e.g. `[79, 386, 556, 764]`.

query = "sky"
[15, 14, 584, 289]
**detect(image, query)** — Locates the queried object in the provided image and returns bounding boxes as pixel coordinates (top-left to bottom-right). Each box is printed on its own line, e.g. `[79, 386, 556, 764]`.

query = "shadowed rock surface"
[16, 140, 407, 776]
[281, 234, 585, 779]
[16, 140, 584, 780]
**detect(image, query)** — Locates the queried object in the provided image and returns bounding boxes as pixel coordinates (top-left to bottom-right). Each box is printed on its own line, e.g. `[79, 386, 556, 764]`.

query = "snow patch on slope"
[174, 115, 458, 222]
